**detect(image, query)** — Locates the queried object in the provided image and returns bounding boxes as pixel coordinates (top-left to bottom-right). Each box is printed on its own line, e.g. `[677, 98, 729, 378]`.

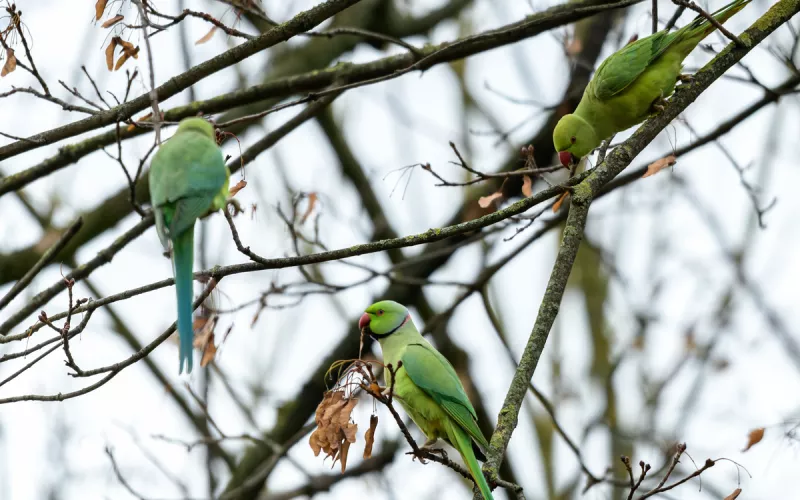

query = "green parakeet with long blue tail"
[553, 0, 751, 166]
[149, 117, 229, 374]
[359, 300, 494, 500]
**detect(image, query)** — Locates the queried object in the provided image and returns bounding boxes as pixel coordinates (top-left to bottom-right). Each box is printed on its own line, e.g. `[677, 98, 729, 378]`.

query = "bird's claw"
[651, 97, 669, 113]
[406, 450, 429, 464]
[421, 447, 448, 460]
[226, 198, 244, 215]
[677, 73, 694, 83]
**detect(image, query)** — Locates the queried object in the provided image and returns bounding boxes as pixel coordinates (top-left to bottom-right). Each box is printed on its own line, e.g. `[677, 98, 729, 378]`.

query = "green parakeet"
[359, 300, 494, 500]
[149, 118, 230, 374]
[553, 0, 751, 166]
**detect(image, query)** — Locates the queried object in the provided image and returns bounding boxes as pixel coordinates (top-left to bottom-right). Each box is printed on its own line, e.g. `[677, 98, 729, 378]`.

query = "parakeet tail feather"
[172, 226, 195, 374]
[684, 0, 751, 42]
[448, 421, 494, 500]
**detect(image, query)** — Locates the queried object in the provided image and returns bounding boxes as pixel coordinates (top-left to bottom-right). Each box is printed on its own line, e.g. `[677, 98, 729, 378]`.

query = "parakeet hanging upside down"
[149, 117, 230, 374]
[553, 0, 751, 166]
[359, 300, 494, 500]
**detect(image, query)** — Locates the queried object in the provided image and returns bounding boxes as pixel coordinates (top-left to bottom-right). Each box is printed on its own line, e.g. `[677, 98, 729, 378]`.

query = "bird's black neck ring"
[367, 314, 410, 340]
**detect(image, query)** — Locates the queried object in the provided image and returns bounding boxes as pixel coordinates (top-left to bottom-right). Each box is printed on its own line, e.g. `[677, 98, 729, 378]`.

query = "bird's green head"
[175, 117, 216, 140]
[553, 114, 598, 167]
[358, 300, 411, 339]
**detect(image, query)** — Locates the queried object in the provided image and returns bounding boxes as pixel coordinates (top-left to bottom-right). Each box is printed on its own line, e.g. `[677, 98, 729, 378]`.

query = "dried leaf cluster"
[309, 359, 382, 472]
[308, 390, 360, 472]
[105, 36, 140, 72]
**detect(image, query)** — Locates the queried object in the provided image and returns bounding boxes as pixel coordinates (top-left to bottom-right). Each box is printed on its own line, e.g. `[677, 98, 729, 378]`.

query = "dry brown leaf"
[200, 333, 217, 367]
[309, 431, 323, 455]
[337, 440, 351, 473]
[114, 48, 139, 71]
[521, 175, 533, 197]
[105, 38, 118, 71]
[301, 193, 318, 224]
[102, 15, 124, 28]
[126, 112, 154, 131]
[642, 155, 677, 178]
[565, 37, 583, 56]
[192, 316, 216, 349]
[478, 191, 503, 209]
[552, 192, 568, 212]
[229, 179, 247, 198]
[724, 488, 743, 500]
[339, 399, 358, 426]
[363, 414, 378, 459]
[742, 428, 765, 452]
[196, 25, 218, 45]
[342, 422, 358, 443]
[1, 48, 16, 77]
[95, 0, 108, 20]
[117, 38, 136, 55]
[323, 395, 349, 425]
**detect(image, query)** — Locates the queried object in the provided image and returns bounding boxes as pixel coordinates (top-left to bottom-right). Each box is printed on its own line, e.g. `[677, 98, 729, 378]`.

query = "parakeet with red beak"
[359, 300, 494, 499]
[553, 0, 750, 167]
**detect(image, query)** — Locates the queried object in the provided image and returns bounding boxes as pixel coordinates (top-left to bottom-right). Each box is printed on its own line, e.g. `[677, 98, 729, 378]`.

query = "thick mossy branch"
[482, 0, 800, 480]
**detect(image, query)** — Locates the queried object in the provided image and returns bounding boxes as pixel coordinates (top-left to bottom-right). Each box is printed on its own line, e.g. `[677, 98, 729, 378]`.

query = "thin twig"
[133, 0, 163, 144]
[652, 0, 658, 33]
[672, 0, 746, 46]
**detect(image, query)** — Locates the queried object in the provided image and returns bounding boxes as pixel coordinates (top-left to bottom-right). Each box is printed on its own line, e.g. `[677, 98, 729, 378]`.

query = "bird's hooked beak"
[358, 312, 371, 330]
[559, 151, 576, 168]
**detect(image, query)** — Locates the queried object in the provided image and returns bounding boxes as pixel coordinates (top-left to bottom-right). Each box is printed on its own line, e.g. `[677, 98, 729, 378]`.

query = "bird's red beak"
[358, 312, 371, 330]
[558, 151, 574, 167]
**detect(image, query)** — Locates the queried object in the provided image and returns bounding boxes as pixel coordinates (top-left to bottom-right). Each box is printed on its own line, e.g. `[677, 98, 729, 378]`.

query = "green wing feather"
[590, 31, 676, 100]
[150, 131, 227, 241]
[401, 343, 490, 450]
[590, 0, 750, 100]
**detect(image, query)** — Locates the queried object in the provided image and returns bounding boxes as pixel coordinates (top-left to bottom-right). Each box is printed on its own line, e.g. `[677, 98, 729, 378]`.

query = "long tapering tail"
[684, 0, 751, 41]
[172, 225, 195, 374]
[448, 421, 494, 500]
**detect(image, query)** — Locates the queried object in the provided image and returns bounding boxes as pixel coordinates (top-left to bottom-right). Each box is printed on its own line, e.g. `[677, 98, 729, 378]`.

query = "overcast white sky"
[1, 0, 800, 499]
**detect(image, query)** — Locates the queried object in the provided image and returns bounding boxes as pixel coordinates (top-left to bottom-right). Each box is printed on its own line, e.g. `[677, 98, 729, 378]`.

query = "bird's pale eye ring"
[570, 136, 576, 144]
[376, 309, 385, 316]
